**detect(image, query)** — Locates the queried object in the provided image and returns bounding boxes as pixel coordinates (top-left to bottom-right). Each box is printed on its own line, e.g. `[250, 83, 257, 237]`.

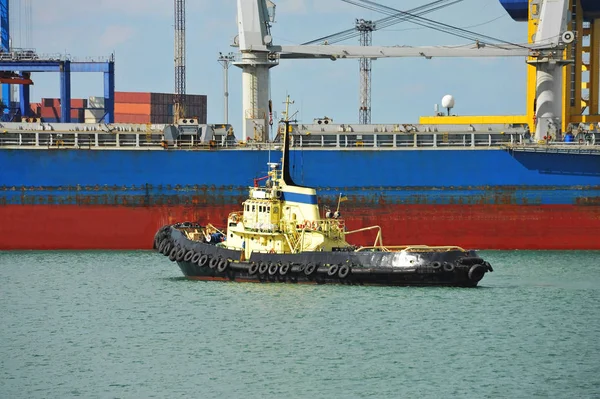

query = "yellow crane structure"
[420, 0, 600, 136]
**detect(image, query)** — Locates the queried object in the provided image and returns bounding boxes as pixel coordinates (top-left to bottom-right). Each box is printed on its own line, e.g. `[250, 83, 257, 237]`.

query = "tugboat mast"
[281, 113, 296, 187]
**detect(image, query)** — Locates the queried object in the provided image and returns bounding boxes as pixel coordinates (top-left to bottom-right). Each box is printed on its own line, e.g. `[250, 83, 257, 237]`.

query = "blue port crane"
[0, 0, 116, 123]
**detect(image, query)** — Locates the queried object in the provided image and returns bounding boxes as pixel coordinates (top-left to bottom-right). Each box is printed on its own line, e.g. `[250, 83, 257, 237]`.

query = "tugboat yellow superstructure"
[153, 121, 493, 287]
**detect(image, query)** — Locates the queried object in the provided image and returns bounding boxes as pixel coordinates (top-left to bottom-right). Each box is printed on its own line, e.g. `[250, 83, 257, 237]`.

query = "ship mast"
[281, 114, 295, 187]
[282, 95, 294, 122]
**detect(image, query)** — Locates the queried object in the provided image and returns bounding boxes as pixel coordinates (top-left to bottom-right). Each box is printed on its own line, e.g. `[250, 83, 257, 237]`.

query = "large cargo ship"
[0, 121, 598, 250]
[1, 0, 600, 250]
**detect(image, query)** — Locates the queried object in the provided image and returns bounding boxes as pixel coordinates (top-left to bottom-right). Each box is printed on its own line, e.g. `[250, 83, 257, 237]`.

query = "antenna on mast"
[282, 94, 295, 122]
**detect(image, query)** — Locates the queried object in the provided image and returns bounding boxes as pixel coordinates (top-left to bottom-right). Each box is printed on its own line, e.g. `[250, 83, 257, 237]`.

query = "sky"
[13, 0, 528, 137]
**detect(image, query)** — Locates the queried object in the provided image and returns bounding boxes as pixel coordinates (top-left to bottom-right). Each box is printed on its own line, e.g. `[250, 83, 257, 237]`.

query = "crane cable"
[342, 0, 530, 50]
[303, 0, 462, 45]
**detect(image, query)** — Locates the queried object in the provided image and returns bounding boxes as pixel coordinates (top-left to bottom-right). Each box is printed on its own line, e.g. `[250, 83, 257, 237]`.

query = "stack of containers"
[40, 98, 60, 122]
[113, 92, 207, 124]
[39, 98, 88, 123]
[148, 92, 174, 124]
[34, 92, 207, 124]
[182, 93, 207, 124]
[70, 98, 87, 123]
[114, 92, 153, 124]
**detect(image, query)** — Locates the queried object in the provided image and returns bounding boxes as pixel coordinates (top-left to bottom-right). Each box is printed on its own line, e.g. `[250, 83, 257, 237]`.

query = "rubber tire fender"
[248, 263, 259, 275]
[175, 248, 186, 262]
[304, 263, 317, 276]
[468, 264, 486, 282]
[279, 263, 290, 276]
[217, 259, 230, 273]
[183, 250, 195, 262]
[338, 264, 351, 279]
[431, 261, 442, 270]
[258, 262, 269, 275]
[169, 247, 178, 262]
[327, 264, 339, 277]
[209, 257, 219, 269]
[198, 254, 209, 267]
[191, 253, 201, 264]
[162, 242, 172, 256]
[158, 240, 168, 254]
[268, 263, 279, 276]
[443, 262, 455, 272]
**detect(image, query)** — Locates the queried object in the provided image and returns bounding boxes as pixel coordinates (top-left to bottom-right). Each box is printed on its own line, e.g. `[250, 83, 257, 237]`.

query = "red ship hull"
[1, 204, 599, 250]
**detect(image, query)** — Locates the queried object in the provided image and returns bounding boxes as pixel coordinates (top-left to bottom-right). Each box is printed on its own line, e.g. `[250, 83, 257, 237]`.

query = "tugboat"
[153, 121, 493, 287]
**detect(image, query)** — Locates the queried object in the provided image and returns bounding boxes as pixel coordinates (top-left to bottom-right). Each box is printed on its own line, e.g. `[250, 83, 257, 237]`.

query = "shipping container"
[88, 96, 105, 109]
[30, 103, 41, 117]
[70, 108, 84, 122]
[71, 98, 88, 109]
[42, 98, 60, 107]
[40, 106, 60, 119]
[84, 108, 106, 123]
[115, 103, 152, 115]
[113, 113, 151, 124]
[115, 92, 152, 103]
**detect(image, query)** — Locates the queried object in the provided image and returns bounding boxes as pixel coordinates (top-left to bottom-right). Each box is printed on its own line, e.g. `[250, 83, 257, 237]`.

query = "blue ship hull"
[1, 147, 599, 249]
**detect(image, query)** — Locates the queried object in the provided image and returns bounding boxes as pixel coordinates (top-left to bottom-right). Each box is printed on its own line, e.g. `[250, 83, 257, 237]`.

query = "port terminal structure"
[235, 0, 599, 142]
[424, 0, 600, 135]
[0, 0, 115, 123]
[419, 0, 600, 132]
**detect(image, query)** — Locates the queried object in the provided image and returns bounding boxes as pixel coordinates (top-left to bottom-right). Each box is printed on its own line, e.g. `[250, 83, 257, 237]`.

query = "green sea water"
[1, 250, 599, 399]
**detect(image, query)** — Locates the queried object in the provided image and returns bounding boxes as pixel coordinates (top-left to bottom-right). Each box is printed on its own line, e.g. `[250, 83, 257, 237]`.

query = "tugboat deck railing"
[356, 245, 467, 253]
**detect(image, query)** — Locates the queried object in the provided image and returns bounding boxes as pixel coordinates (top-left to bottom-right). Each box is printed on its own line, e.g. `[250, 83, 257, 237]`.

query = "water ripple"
[1, 250, 599, 398]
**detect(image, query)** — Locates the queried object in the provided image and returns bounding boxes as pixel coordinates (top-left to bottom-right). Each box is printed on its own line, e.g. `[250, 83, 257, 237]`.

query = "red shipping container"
[115, 103, 152, 114]
[114, 113, 151, 124]
[70, 98, 88, 109]
[42, 98, 61, 107]
[30, 103, 42, 117]
[115, 92, 152, 103]
[70, 109, 84, 122]
[40, 106, 60, 119]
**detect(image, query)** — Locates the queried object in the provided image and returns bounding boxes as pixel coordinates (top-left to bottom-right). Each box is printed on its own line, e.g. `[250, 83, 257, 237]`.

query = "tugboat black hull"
[155, 226, 492, 288]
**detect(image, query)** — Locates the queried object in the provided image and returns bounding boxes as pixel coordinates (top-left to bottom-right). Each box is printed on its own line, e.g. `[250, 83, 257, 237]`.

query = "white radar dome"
[441, 95, 455, 109]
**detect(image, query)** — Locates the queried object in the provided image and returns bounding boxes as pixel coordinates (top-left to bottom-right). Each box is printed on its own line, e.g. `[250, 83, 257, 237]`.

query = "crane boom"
[276, 44, 533, 59]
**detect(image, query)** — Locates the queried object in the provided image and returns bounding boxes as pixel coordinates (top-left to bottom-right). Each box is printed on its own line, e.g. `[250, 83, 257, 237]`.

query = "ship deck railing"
[0, 130, 231, 150]
[1, 125, 598, 150]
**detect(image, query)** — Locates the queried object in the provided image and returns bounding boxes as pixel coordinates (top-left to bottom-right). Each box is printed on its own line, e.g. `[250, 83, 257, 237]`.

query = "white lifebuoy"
[562, 30, 575, 44]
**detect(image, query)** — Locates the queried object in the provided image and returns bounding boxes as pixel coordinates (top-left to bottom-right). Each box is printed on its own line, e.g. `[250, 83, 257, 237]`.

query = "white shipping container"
[88, 96, 105, 109]
[84, 108, 106, 123]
